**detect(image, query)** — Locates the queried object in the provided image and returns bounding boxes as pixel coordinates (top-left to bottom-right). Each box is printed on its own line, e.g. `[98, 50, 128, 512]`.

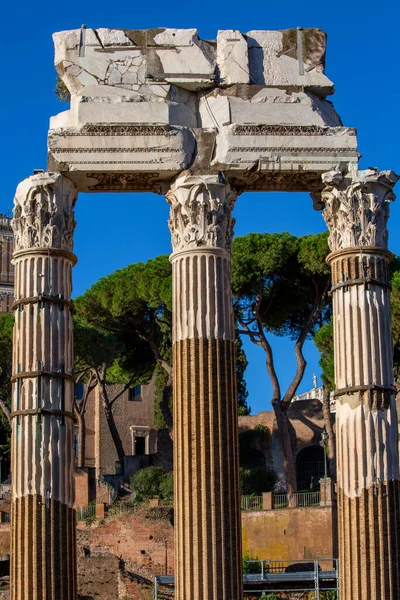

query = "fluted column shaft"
[167, 173, 243, 600]
[11, 172, 78, 600]
[321, 168, 400, 600]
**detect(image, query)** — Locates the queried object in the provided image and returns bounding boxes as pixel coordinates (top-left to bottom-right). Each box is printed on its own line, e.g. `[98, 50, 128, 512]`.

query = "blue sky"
[1, 0, 399, 415]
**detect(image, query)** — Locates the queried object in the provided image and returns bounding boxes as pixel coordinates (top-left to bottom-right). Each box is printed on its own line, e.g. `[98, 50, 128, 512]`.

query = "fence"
[76, 490, 321, 519]
[273, 491, 320, 509]
[241, 491, 321, 511]
[76, 503, 96, 521]
[241, 496, 262, 511]
[154, 558, 339, 599]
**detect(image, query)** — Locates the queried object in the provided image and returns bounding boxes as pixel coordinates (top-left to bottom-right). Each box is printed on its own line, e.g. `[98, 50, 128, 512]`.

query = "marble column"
[321, 168, 400, 600]
[10, 172, 78, 600]
[167, 173, 243, 600]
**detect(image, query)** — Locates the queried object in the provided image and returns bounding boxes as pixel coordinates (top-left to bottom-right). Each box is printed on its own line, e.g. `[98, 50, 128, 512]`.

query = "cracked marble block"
[49, 27, 358, 193]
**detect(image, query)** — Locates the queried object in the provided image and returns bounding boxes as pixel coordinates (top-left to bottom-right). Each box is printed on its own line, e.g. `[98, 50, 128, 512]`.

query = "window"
[74, 382, 84, 401]
[129, 385, 142, 402]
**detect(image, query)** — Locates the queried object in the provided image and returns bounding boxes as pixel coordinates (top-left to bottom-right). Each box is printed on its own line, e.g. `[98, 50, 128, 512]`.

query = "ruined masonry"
[10, 26, 400, 600]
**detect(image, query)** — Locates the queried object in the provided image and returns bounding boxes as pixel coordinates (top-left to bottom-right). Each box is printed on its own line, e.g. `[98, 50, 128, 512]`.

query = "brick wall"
[239, 399, 327, 484]
[242, 506, 335, 560]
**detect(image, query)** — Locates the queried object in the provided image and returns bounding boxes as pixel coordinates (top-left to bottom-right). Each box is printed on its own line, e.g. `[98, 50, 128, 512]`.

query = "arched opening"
[296, 445, 325, 491]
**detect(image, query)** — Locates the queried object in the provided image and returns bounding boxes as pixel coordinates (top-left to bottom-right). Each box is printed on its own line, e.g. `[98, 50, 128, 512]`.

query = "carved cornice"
[320, 169, 399, 252]
[56, 124, 177, 137]
[86, 172, 162, 192]
[233, 124, 357, 137]
[166, 173, 237, 253]
[232, 171, 322, 193]
[13, 173, 77, 253]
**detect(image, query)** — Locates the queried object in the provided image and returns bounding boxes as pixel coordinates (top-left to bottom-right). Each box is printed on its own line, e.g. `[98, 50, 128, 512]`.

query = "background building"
[0, 215, 13, 313]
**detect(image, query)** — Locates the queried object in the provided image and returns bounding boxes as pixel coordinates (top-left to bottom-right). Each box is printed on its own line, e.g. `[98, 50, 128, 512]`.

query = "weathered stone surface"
[217, 30, 249, 86]
[212, 124, 359, 186]
[49, 27, 345, 190]
[246, 28, 332, 95]
[321, 168, 399, 251]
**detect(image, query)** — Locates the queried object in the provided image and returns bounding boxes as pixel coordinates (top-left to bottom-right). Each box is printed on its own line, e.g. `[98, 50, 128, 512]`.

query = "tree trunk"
[322, 386, 336, 481]
[161, 382, 173, 438]
[103, 402, 126, 472]
[0, 399, 10, 423]
[272, 400, 297, 502]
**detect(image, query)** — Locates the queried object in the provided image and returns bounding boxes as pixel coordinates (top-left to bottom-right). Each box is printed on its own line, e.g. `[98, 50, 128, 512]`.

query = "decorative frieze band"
[86, 172, 161, 191]
[320, 169, 399, 252]
[233, 124, 357, 136]
[58, 124, 177, 136]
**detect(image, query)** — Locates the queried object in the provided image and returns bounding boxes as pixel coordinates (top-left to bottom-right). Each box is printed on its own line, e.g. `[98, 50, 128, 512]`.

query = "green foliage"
[236, 333, 250, 415]
[74, 315, 154, 386]
[76, 255, 250, 421]
[130, 466, 172, 502]
[259, 595, 279, 600]
[54, 75, 70, 102]
[159, 471, 173, 500]
[314, 319, 335, 391]
[0, 313, 13, 469]
[232, 232, 331, 340]
[240, 465, 277, 495]
[85, 517, 96, 527]
[239, 426, 271, 467]
[153, 362, 172, 429]
[242, 550, 261, 574]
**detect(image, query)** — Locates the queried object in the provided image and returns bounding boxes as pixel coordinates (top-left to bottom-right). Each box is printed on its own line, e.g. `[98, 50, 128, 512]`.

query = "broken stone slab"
[246, 28, 333, 96]
[54, 27, 333, 98]
[54, 27, 216, 96]
[49, 26, 352, 187]
[199, 91, 342, 129]
[217, 30, 249, 86]
[47, 124, 196, 191]
[51, 96, 197, 129]
[211, 124, 359, 175]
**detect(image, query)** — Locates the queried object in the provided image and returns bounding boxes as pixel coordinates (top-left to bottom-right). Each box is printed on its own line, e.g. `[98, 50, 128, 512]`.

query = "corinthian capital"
[13, 172, 77, 253]
[320, 168, 398, 253]
[166, 173, 237, 253]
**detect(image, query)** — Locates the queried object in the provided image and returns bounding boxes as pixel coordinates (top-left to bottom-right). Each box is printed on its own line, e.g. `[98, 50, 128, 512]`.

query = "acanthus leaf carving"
[166, 173, 237, 253]
[319, 169, 399, 252]
[13, 172, 77, 253]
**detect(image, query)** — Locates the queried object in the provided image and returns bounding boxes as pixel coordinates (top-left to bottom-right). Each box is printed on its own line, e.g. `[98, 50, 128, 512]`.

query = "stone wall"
[242, 506, 335, 560]
[239, 399, 326, 484]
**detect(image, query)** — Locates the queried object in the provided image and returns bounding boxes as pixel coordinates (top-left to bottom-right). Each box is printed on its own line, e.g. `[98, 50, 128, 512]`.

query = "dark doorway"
[134, 436, 146, 456]
[296, 445, 325, 490]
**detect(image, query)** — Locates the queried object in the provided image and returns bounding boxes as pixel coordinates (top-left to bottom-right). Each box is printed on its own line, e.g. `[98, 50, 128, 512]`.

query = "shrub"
[159, 471, 173, 500]
[240, 465, 278, 495]
[242, 550, 261, 574]
[130, 466, 173, 502]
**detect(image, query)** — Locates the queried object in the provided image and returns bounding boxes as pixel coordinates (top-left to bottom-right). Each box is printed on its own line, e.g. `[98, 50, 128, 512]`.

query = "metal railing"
[274, 491, 320, 509]
[241, 496, 262, 511]
[154, 558, 339, 599]
[76, 503, 96, 521]
[106, 501, 137, 517]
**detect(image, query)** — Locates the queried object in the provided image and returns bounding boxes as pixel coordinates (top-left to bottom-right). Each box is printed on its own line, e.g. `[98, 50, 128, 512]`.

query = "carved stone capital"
[13, 172, 77, 253]
[319, 168, 399, 252]
[166, 173, 237, 254]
